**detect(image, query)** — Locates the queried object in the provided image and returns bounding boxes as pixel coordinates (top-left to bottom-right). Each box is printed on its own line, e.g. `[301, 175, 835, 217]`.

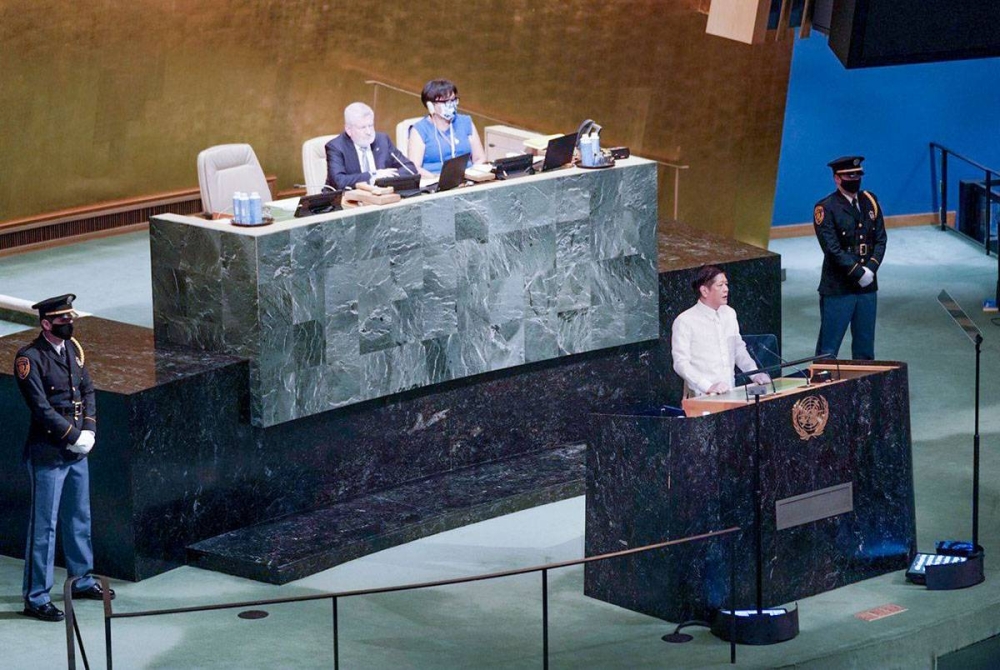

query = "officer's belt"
[54, 401, 84, 421]
[850, 243, 869, 256]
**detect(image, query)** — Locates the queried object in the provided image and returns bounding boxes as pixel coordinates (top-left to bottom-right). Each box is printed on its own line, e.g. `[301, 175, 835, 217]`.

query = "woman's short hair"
[691, 265, 725, 297]
[421, 79, 458, 106]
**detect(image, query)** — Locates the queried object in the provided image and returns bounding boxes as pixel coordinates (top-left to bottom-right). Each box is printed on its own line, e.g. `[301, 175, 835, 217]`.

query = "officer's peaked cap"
[31, 294, 78, 319]
[827, 155, 864, 176]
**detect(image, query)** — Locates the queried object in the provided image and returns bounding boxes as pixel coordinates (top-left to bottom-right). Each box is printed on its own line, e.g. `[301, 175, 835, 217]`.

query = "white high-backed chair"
[196, 144, 272, 215]
[396, 117, 424, 158]
[301, 134, 337, 195]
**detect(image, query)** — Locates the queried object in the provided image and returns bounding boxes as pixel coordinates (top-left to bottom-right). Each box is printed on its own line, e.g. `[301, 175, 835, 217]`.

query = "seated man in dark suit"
[325, 102, 417, 190]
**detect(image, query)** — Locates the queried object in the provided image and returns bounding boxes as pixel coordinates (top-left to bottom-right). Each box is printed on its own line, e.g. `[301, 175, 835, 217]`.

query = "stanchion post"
[333, 596, 340, 670]
[941, 150, 948, 231]
[101, 575, 113, 670]
[542, 568, 549, 670]
[64, 576, 80, 670]
[729, 533, 736, 664]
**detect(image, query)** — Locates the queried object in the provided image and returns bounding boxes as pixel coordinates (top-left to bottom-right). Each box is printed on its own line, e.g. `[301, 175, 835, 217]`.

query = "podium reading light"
[906, 290, 988, 590]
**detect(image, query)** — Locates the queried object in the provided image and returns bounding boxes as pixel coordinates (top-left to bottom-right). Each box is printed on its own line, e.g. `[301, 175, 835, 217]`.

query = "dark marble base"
[189, 444, 584, 584]
[0, 318, 250, 581]
[584, 363, 917, 622]
[0, 223, 780, 584]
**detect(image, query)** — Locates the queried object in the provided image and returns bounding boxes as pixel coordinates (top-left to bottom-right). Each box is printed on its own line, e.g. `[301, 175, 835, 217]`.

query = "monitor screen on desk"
[294, 190, 343, 217]
[374, 174, 420, 192]
[492, 153, 534, 179]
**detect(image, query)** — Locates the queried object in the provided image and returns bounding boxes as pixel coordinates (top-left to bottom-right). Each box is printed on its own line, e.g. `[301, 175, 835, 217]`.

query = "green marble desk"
[150, 158, 659, 426]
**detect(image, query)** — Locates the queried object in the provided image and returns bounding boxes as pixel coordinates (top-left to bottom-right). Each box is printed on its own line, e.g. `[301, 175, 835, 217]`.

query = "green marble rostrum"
[150, 161, 659, 426]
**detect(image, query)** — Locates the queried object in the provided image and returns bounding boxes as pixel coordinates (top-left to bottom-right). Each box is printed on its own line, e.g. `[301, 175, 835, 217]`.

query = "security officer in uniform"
[813, 156, 887, 360]
[13, 294, 114, 622]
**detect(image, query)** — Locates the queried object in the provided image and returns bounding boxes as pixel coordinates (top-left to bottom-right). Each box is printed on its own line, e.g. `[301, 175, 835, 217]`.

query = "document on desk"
[266, 197, 300, 213]
[465, 165, 495, 182]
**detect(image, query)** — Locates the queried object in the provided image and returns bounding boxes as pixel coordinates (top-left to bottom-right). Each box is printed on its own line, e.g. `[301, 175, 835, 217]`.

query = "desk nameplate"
[775, 482, 854, 531]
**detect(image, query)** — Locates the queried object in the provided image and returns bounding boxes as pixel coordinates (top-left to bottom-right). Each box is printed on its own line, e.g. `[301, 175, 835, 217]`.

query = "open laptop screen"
[437, 153, 471, 192]
[541, 133, 578, 171]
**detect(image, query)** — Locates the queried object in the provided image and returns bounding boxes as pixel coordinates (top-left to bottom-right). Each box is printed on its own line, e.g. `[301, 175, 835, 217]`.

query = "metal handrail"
[930, 142, 1000, 303]
[365, 79, 690, 219]
[930, 142, 1000, 232]
[66, 526, 742, 669]
[931, 142, 1000, 178]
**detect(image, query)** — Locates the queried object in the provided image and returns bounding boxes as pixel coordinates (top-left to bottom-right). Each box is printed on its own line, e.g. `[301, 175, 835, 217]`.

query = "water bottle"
[249, 192, 263, 225]
[236, 192, 250, 224]
[590, 130, 602, 166]
[579, 134, 594, 167]
[232, 192, 243, 223]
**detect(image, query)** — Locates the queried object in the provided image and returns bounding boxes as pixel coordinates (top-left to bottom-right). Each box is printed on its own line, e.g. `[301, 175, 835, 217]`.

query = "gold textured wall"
[0, 0, 792, 247]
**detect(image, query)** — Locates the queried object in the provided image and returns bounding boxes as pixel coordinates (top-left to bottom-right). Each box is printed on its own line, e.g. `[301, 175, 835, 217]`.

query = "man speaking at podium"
[671, 266, 770, 398]
[325, 102, 417, 190]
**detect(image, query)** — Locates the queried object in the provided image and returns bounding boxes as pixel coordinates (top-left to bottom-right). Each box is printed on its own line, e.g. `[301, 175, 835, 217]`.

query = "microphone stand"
[974, 331, 981, 551]
[752, 391, 764, 614]
[711, 356, 840, 645]
[917, 290, 987, 589]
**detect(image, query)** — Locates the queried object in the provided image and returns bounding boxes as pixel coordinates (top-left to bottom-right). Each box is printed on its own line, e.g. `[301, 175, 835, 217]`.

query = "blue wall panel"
[773, 36, 1000, 226]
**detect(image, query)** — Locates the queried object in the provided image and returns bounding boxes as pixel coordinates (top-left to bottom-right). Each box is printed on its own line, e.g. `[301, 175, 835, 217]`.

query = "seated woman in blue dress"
[407, 79, 487, 177]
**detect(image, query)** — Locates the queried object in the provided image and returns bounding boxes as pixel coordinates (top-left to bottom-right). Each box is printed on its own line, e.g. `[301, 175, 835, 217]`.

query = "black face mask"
[841, 178, 862, 194]
[50, 322, 74, 341]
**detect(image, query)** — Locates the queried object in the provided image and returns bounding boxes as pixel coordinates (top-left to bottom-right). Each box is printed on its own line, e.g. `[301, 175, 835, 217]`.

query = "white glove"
[750, 373, 772, 386]
[68, 430, 95, 455]
[858, 267, 874, 288]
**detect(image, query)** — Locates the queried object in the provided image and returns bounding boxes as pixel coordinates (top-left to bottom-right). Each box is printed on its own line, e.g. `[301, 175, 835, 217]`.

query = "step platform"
[187, 444, 585, 584]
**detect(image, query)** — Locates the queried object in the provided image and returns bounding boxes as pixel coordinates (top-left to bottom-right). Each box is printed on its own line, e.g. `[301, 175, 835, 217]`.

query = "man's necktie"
[361, 147, 373, 174]
[852, 197, 860, 214]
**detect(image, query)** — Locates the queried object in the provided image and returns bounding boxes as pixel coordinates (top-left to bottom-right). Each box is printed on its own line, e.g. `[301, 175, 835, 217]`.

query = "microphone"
[752, 340, 808, 386]
[742, 346, 836, 388]
[390, 149, 417, 176]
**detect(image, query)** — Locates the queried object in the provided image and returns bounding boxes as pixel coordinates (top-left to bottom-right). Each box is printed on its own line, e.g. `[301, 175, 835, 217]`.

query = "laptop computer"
[536, 133, 578, 172]
[425, 153, 471, 193]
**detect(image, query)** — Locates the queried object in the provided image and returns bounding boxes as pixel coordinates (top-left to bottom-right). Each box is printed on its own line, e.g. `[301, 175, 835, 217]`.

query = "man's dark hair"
[691, 265, 725, 298]
[421, 79, 458, 106]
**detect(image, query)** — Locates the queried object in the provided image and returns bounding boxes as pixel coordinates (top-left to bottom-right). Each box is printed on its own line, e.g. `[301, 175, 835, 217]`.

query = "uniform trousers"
[815, 292, 877, 361]
[23, 457, 96, 606]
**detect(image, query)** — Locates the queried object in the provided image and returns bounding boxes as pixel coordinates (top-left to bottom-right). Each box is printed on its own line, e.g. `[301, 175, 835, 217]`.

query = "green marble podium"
[150, 159, 659, 426]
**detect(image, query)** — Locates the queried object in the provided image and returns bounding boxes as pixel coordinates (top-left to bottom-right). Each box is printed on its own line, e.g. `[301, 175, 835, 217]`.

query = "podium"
[584, 362, 917, 622]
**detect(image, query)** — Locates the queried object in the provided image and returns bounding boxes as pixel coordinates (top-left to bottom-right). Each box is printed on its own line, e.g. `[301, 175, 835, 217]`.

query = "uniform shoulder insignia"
[15, 356, 30, 380]
[813, 205, 825, 226]
[70, 337, 85, 367]
[862, 191, 879, 218]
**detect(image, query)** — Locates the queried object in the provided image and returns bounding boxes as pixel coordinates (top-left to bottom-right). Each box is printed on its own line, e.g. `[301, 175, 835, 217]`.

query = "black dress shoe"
[22, 601, 65, 622]
[72, 583, 116, 601]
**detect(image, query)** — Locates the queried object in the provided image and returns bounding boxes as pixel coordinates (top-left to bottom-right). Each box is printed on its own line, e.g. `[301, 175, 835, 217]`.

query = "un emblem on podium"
[792, 395, 829, 441]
